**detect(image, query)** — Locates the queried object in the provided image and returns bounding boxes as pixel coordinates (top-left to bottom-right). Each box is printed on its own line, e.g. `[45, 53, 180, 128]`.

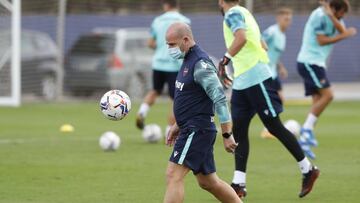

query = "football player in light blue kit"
[297, 0, 357, 159]
[262, 8, 293, 103]
[136, 0, 191, 134]
[218, 0, 318, 199]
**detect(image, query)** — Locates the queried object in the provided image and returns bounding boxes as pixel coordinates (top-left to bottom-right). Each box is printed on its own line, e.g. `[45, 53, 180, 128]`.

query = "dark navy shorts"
[153, 70, 178, 99]
[297, 62, 331, 96]
[169, 128, 217, 175]
[231, 78, 283, 120]
[268, 77, 282, 91]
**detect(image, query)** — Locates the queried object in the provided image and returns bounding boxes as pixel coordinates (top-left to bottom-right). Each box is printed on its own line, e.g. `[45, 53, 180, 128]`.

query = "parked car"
[0, 30, 60, 100]
[64, 27, 153, 97]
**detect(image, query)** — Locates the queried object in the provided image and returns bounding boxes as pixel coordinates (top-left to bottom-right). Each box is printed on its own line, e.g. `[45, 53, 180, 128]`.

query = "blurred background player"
[297, 0, 357, 159]
[262, 7, 293, 103]
[218, 0, 319, 199]
[136, 0, 191, 135]
[164, 22, 241, 203]
[260, 7, 293, 139]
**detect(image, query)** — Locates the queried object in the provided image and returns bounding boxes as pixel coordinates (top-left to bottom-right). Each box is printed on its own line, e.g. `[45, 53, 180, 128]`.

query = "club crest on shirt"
[183, 67, 189, 76]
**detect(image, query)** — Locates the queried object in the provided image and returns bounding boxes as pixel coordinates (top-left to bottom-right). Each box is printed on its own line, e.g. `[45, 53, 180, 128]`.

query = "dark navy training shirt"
[173, 45, 231, 130]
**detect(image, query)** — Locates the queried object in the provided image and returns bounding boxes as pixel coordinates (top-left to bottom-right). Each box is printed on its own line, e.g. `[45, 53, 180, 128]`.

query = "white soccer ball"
[284, 119, 301, 137]
[99, 131, 121, 151]
[100, 90, 131, 121]
[142, 124, 162, 143]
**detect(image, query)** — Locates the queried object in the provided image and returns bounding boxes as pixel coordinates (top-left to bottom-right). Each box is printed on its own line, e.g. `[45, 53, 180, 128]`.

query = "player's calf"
[196, 173, 243, 203]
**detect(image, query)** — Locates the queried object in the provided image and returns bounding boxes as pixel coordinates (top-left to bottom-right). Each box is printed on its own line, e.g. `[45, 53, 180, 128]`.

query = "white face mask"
[168, 46, 185, 60]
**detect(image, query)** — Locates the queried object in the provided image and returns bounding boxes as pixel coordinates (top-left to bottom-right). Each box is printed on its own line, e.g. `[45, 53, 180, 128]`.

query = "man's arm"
[194, 60, 237, 153]
[277, 62, 288, 79]
[317, 28, 357, 46]
[148, 38, 156, 49]
[194, 60, 231, 125]
[218, 12, 247, 88]
[224, 11, 247, 57]
[316, 1, 357, 46]
[320, 0, 346, 33]
[148, 19, 157, 49]
[227, 29, 247, 57]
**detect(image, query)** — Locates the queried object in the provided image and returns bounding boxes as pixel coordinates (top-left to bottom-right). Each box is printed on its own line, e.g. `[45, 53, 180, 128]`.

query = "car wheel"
[41, 75, 57, 100]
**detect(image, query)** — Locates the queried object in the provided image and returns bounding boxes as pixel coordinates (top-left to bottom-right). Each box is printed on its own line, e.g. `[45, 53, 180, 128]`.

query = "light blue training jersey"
[297, 7, 344, 68]
[262, 24, 286, 79]
[150, 11, 191, 72]
[224, 8, 272, 90]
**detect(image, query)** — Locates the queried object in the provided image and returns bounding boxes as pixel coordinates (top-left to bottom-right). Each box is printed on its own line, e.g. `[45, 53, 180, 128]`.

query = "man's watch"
[222, 132, 233, 139]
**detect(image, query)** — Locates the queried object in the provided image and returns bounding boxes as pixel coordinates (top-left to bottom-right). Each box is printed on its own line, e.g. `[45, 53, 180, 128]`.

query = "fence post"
[56, 0, 67, 100]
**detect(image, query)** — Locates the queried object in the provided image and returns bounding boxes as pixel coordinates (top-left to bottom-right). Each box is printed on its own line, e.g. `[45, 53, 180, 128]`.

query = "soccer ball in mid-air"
[284, 119, 301, 137]
[99, 131, 121, 151]
[100, 90, 131, 121]
[142, 124, 162, 143]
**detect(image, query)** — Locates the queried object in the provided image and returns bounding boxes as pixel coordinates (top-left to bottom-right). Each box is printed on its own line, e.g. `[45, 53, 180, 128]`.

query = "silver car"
[0, 30, 60, 100]
[64, 27, 153, 98]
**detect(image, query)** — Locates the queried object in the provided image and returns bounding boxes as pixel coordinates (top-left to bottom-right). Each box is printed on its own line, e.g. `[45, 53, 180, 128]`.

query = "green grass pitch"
[0, 101, 359, 203]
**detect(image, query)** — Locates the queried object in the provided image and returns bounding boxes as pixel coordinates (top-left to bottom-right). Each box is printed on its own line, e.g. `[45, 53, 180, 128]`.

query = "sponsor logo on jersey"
[175, 80, 185, 91]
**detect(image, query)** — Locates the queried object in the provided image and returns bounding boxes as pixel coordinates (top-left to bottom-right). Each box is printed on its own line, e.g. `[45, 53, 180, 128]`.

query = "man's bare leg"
[136, 90, 159, 129]
[196, 173, 243, 203]
[163, 162, 190, 203]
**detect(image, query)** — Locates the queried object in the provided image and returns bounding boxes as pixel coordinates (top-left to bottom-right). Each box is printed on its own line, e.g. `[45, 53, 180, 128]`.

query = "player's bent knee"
[198, 180, 213, 191]
[320, 88, 334, 101]
[197, 176, 219, 191]
[327, 91, 334, 101]
[165, 165, 185, 185]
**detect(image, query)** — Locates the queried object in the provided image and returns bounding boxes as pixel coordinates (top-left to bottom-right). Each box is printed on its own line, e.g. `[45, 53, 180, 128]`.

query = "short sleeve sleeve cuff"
[314, 16, 327, 35]
[225, 12, 246, 33]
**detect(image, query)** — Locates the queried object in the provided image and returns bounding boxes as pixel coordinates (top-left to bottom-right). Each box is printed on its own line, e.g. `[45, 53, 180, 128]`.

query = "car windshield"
[71, 35, 115, 54]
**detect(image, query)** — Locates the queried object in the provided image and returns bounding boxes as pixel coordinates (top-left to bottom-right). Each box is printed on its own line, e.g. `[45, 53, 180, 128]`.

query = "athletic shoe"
[231, 183, 247, 199]
[299, 166, 320, 198]
[298, 137, 316, 160]
[136, 114, 145, 130]
[300, 128, 318, 147]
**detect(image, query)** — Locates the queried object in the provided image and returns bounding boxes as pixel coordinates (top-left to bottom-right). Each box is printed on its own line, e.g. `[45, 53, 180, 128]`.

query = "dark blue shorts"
[297, 62, 331, 96]
[169, 128, 216, 175]
[268, 77, 282, 91]
[231, 78, 283, 120]
[153, 70, 178, 99]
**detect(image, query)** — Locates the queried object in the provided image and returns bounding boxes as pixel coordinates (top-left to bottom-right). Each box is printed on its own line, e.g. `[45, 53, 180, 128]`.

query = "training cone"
[60, 124, 74, 133]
